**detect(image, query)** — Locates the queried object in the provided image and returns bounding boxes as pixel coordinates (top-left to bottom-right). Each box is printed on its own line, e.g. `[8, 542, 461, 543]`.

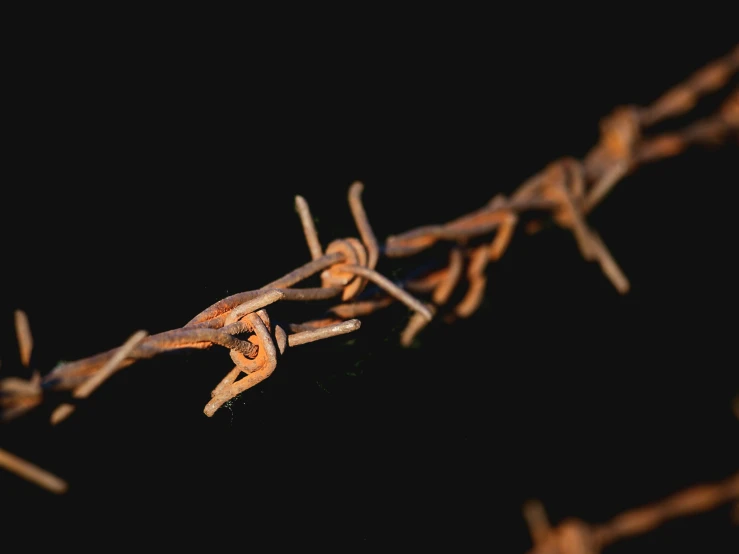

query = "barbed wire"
[522, 470, 739, 554]
[1, 42, 738, 552]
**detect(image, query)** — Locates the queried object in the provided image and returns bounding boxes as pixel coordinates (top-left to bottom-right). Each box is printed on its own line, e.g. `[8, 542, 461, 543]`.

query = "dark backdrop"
[2, 25, 737, 553]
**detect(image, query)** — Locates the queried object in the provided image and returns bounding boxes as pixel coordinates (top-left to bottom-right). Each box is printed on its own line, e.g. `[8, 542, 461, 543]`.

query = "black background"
[1, 20, 737, 553]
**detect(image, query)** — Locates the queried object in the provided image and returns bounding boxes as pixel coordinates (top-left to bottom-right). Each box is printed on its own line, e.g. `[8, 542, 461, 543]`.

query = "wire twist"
[1, 47, 737, 518]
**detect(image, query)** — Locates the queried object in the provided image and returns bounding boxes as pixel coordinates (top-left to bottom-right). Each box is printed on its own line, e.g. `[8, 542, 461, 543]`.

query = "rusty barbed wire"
[1, 43, 738, 538]
[522, 470, 739, 554]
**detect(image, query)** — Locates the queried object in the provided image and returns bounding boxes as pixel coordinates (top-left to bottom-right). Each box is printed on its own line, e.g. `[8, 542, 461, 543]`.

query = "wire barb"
[1, 46, 737, 532]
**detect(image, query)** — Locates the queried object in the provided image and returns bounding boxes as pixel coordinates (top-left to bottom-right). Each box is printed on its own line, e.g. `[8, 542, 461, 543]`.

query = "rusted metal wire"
[0, 48, 737, 554]
[522, 470, 739, 554]
[0, 446, 68, 495]
[1, 310, 67, 492]
[13, 309, 32, 369]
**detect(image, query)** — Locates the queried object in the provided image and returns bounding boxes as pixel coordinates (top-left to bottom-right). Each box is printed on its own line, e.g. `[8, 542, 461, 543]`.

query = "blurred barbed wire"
[1, 42, 737, 554]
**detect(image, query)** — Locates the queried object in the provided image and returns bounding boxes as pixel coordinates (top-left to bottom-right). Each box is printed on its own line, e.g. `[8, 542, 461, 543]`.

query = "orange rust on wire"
[287, 319, 361, 348]
[722, 87, 738, 129]
[0, 315, 67, 492]
[0, 447, 68, 495]
[0, 314, 42, 422]
[14, 310, 33, 368]
[403, 247, 465, 305]
[404, 266, 449, 294]
[296, 181, 433, 327]
[49, 403, 75, 426]
[328, 297, 395, 319]
[298, 184, 378, 301]
[288, 318, 345, 332]
[39, 326, 264, 392]
[454, 245, 491, 319]
[323, 238, 369, 298]
[49, 330, 150, 425]
[638, 44, 739, 127]
[523, 471, 739, 554]
[3, 44, 736, 423]
[1, 46, 735, 422]
[523, 499, 553, 548]
[634, 108, 739, 165]
[205, 311, 278, 417]
[0, 371, 42, 422]
[488, 212, 517, 261]
[339, 264, 433, 321]
[399, 303, 436, 347]
[433, 248, 465, 305]
[295, 194, 324, 261]
[0, 46, 737, 519]
[384, 207, 519, 256]
[71, 330, 149, 400]
[582, 47, 739, 215]
[185, 262, 344, 327]
[383, 50, 738, 302]
[348, 180, 380, 271]
[225, 308, 272, 373]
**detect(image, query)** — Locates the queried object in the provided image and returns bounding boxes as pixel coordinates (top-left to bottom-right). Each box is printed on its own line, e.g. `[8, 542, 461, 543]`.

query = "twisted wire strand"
[2, 45, 736, 423]
[523, 471, 739, 554]
[1, 46, 737, 508]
